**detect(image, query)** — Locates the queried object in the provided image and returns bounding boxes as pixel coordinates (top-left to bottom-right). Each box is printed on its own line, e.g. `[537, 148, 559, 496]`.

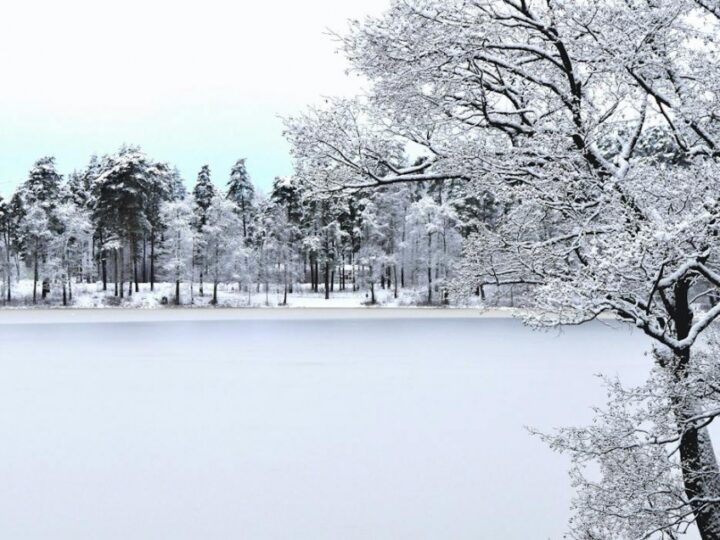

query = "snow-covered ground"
[2, 279, 488, 309]
[0, 316, 652, 539]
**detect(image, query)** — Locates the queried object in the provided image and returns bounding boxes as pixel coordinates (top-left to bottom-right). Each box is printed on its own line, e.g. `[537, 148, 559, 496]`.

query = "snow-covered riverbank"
[0, 306, 521, 325]
[2, 279, 494, 310]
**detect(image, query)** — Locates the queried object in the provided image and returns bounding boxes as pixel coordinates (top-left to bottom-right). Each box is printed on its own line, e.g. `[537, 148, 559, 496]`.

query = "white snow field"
[0, 313, 651, 539]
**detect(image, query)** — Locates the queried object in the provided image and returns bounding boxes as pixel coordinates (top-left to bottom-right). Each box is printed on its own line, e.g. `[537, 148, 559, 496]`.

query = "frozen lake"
[0, 314, 651, 539]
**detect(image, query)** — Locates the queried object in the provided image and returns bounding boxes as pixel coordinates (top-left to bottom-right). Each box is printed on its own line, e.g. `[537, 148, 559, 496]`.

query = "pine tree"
[19, 157, 64, 301]
[66, 155, 100, 209]
[191, 165, 216, 296]
[168, 167, 187, 201]
[92, 146, 170, 298]
[23, 156, 62, 210]
[226, 158, 255, 239]
[192, 165, 215, 228]
[0, 195, 11, 303]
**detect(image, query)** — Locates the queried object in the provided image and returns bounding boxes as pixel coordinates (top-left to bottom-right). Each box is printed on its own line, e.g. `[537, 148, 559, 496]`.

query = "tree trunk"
[669, 281, 720, 539]
[114, 249, 119, 297]
[677, 400, 720, 539]
[393, 265, 398, 299]
[324, 260, 330, 300]
[101, 248, 107, 291]
[142, 235, 147, 283]
[133, 237, 139, 293]
[62, 280, 67, 306]
[352, 252, 357, 292]
[4, 230, 11, 302]
[32, 248, 38, 304]
[283, 264, 288, 306]
[150, 232, 156, 291]
[340, 254, 345, 291]
[119, 247, 124, 299]
[175, 279, 180, 305]
[427, 233, 432, 304]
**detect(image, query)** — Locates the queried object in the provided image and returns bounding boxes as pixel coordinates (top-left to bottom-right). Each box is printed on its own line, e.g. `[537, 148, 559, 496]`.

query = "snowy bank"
[0, 306, 524, 325]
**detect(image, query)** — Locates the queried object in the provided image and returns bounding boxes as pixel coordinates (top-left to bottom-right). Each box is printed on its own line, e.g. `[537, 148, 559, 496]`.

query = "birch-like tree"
[159, 198, 195, 305]
[202, 194, 244, 305]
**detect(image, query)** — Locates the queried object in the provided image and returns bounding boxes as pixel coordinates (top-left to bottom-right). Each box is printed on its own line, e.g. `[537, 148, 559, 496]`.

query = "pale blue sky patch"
[0, 0, 386, 196]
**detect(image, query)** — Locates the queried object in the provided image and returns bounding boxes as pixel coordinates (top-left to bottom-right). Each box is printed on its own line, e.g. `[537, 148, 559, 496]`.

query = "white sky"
[0, 0, 389, 197]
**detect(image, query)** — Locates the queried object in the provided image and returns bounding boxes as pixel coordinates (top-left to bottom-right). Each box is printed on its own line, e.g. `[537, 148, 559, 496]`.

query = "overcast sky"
[0, 0, 389, 197]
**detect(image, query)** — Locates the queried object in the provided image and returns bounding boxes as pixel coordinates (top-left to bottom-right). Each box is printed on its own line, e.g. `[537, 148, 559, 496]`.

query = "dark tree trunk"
[175, 279, 180, 305]
[393, 265, 398, 299]
[4, 230, 11, 302]
[119, 247, 124, 299]
[324, 260, 330, 300]
[352, 252, 357, 292]
[670, 280, 720, 539]
[283, 263, 288, 306]
[114, 249, 119, 297]
[309, 255, 316, 292]
[150, 232, 156, 291]
[133, 238, 139, 293]
[101, 249, 107, 291]
[427, 233, 433, 304]
[309, 255, 314, 291]
[32, 249, 38, 304]
[142, 235, 147, 283]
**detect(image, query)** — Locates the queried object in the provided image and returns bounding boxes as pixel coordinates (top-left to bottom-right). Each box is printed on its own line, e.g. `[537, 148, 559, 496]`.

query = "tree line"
[0, 145, 493, 307]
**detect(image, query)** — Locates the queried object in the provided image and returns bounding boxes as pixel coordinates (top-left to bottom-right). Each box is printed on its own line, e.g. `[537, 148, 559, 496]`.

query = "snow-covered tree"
[19, 202, 53, 303]
[192, 165, 216, 296]
[23, 156, 62, 210]
[226, 158, 255, 239]
[202, 194, 244, 305]
[192, 165, 215, 228]
[18, 157, 64, 300]
[92, 146, 171, 298]
[0, 195, 11, 303]
[406, 194, 458, 304]
[286, 1, 720, 535]
[159, 198, 195, 305]
[50, 201, 92, 305]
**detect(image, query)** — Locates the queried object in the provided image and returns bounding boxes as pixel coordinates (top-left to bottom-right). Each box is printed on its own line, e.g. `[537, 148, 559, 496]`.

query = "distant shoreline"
[0, 306, 525, 325]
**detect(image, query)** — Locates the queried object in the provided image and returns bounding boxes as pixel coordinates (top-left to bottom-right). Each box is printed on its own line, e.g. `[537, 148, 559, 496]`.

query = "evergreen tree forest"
[0, 146, 492, 307]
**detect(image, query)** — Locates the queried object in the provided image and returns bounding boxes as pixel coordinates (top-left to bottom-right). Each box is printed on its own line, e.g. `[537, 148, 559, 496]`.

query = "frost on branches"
[285, 0, 720, 537]
[538, 336, 720, 540]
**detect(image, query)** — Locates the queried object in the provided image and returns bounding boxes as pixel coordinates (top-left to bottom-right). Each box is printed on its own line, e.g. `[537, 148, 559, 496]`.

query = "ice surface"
[0, 317, 650, 539]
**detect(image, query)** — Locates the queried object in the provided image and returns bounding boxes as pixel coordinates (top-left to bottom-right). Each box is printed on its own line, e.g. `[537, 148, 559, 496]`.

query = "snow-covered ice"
[0, 315, 650, 539]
